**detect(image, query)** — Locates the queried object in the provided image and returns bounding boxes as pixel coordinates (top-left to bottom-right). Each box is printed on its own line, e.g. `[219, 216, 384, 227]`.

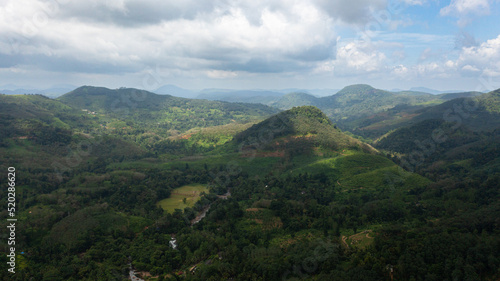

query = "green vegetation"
[0, 88, 499, 281]
[58, 86, 278, 133]
[157, 184, 209, 213]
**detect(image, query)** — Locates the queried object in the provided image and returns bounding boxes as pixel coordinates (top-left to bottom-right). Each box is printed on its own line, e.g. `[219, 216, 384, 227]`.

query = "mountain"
[271, 84, 441, 129]
[375, 88, 500, 177]
[437, 91, 482, 100]
[58, 86, 279, 132]
[154, 84, 197, 98]
[273, 88, 340, 97]
[196, 89, 285, 104]
[409, 86, 467, 94]
[0, 85, 77, 98]
[233, 106, 368, 151]
[224, 106, 428, 195]
[0, 94, 145, 172]
[347, 89, 499, 140]
[270, 92, 318, 109]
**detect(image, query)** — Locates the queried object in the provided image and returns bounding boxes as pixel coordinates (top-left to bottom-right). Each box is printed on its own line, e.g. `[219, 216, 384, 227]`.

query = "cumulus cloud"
[2, 0, 497, 90]
[456, 34, 500, 76]
[330, 41, 388, 76]
[391, 34, 500, 81]
[0, 0, 346, 79]
[440, 0, 492, 26]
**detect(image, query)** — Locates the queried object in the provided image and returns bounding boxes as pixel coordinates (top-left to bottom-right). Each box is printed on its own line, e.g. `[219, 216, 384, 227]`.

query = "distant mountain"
[196, 89, 285, 104]
[437, 91, 483, 100]
[273, 84, 438, 120]
[268, 84, 491, 141]
[154, 84, 197, 98]
[409, 87, 467, 95]
[0, 85, 77, 98]
[273, 88, 340, 97]
[270, 92, 318, 109]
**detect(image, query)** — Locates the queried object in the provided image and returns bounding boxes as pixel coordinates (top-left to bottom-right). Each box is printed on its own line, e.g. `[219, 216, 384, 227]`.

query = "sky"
[1, 0, 500, 92]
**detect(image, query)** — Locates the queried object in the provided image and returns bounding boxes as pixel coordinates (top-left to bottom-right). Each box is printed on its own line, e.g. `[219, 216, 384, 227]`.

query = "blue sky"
[0, 0, 499, 92]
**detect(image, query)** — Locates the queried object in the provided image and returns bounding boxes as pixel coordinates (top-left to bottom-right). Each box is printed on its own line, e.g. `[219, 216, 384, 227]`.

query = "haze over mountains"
[1, 83, 480, 101]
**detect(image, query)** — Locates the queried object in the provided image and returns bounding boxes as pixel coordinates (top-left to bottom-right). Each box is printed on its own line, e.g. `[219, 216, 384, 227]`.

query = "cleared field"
[157, 184, 209, 213]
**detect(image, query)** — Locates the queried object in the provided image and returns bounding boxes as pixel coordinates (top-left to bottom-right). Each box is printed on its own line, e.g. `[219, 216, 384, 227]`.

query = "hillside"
[0, 94, 98, 143]
[353, 89, 500, 139]
[374, 89, 500, 191]
[233, 106, 372, 153]
[196, 89, 284, 104]
[375, 89, 500, 149]
[270, 92, 319, 109]
[272, 84, 439, 124]
[58, 86, 279, 133]
[268, 85, 490, 141]
[341, 90, 488, 139]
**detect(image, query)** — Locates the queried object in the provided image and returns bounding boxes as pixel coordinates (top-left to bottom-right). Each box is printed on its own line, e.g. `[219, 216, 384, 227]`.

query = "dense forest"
[0, 86, 498, 280]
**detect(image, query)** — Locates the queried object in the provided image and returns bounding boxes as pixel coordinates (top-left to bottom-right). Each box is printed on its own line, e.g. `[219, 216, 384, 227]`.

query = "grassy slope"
[157, 184, 209, 213]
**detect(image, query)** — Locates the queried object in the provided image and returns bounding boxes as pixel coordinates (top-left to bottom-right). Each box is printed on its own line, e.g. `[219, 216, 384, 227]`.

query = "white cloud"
[456, 34, 500, 76]
[205, 70, 238, 79]
[401, 0, 426, 5]
[390, 34, 500, 81]
[0, 0, 340, 78]
[330, 41, 388, 76]
[440, 0, 492, 26]
[392, 64, 409, 77]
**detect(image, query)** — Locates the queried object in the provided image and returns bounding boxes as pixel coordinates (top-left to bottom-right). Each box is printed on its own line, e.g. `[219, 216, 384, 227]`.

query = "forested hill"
[375, 88, 500, 174]
[59, 86, 278, 117]
[347, 87, 500, 139]
[271, 84, 483, 130]
[58, 86, 279, 132]
[271, 84, 436, 111]
[233, 106, 375, 153]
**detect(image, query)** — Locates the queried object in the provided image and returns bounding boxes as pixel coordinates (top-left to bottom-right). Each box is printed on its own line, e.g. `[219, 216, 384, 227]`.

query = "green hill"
[271, 84, 441, 129]
[268, 85, 489, 141]
[270, 92, 319, 109]
[233, 106, 375, 154]
[58, 86, 279, 133]
[344, 90, 495, 139]
[375, 89, 500, 190]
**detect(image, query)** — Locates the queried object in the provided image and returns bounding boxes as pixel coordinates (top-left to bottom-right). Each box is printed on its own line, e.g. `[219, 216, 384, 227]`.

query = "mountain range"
[0, 84, 498, 280]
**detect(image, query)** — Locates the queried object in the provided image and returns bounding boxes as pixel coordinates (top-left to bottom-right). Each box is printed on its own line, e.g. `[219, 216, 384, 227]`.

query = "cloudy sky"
[1, 0, 500, 92]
